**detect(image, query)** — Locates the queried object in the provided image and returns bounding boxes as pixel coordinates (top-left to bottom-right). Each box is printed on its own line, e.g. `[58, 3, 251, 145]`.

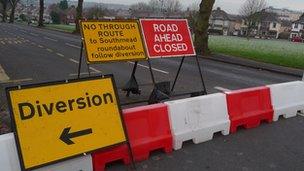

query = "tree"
[194, 0, 215, 56]
[9, 0, 20, 23]
[163, 0, 182, 14]
[59, 0, 68, 10]
[38, 0, 44, 27]
[50, 10, 60, 24]
[186, 2, 199, 29]
[129, 2, 151, 18]
[85, 6, 106, 20]
[129, 0, 181, 18]
[240, 0, 267, 38]
[74, 0, 83, 33]
[19, 13, 26, 21]
[0, 0, 9, 22]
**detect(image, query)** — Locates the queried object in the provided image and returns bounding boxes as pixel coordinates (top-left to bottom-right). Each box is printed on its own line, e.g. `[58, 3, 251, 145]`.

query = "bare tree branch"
[239, 0, 267, 38]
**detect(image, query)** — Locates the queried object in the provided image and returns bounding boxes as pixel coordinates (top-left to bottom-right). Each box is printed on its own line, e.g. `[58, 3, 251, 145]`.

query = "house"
[228, 14, 242, 36]
[209, 7, 242, 36]
[290, 14, 304, 39]
[240, 10, 284, 39]
[265, 6, 302, 21]
[209, 7, 230, 35]
[66, 6, 76, 24]
[258, 12, 282, 39]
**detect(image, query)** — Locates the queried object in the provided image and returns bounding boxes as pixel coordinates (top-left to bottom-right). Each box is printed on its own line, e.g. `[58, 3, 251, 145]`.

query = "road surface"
[0, 23, 303, 171]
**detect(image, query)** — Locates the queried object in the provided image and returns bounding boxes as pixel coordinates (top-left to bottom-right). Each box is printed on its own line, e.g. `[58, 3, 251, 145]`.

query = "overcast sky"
[87, 0, 304, 14]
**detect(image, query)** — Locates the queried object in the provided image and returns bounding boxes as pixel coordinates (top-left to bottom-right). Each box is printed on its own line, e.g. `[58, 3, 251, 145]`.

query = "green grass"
[45, 24, 75, 33]
[209, 36, 304, 69]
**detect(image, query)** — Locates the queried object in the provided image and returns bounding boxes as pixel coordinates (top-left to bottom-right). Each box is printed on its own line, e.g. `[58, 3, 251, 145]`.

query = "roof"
[281, 20, 292, 27]
[211, 7, 230, 21]
[228, 14, 242, 21]
[249, 10, 280, 23]
[294, 14, 304, 24]
[260, 12, 280, 22]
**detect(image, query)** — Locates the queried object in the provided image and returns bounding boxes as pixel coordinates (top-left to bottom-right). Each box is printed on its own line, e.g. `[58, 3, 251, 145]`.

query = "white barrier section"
[165, 93, 230, 150]
[0, 133, 21, 171]
[268, 81, 304, 121]
[0, 133, 93, 171]
[34, 155, 93, 171]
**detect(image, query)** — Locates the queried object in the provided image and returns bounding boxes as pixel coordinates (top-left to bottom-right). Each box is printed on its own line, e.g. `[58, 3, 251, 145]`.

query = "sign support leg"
[147, 59, 156, 85]
[194, 55, 207, 96]
[171, 56, 185, 94]
[148, 59, 170, 104]
[86, 64, 91, 76]
[77, 42, 84, 79]
[122, 62, 141, 97]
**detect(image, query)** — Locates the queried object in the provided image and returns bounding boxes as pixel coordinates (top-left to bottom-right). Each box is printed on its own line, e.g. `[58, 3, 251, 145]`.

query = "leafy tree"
[19, 13, 26, 21]
[59, 0, 68, 10]
[194, 0, 216, 55]
[85, 6, 106, 20]
[50, 11, 60, 24]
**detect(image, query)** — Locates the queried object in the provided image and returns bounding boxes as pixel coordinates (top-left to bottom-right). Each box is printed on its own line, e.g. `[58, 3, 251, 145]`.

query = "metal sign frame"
[6, 75, 132, 171]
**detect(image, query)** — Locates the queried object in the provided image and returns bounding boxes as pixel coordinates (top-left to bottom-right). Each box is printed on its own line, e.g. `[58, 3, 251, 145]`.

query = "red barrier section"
[92, 144, 131, 171]
[225, 86, 274, 133]
[123, 103, 173, 161]
[92, 103, 172, 170]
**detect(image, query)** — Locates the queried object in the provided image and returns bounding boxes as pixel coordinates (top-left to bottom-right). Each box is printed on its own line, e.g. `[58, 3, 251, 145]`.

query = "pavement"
[0, 22, 303, 170]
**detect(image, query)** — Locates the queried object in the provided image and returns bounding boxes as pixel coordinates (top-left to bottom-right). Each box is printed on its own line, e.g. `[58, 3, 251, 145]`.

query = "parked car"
[291, 36, 303, 43]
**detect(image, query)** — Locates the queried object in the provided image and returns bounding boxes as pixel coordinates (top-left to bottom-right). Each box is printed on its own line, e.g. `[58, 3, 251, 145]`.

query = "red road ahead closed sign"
[140, 19, 196, 58]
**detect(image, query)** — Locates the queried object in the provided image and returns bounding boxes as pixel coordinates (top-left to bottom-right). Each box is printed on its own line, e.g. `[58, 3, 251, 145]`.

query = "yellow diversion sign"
[80, 20, 147, 63]
[7, 76, 126, 170]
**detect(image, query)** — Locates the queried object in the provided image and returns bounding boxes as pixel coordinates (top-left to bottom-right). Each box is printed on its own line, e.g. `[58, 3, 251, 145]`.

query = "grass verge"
[44, 24, 75, 33]
[209, 36, 304, 69]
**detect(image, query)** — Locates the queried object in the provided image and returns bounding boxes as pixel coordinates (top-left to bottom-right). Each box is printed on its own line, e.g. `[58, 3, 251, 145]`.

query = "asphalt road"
[0, 23, 303, 171]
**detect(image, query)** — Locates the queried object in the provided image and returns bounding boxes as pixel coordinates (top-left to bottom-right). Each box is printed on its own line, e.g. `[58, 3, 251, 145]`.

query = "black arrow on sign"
[60, 127, 93, 145]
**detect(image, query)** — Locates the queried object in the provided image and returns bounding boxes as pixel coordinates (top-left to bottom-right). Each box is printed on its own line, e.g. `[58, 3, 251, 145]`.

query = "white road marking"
[44, 36, 58, 42]
[0, 64, 10, 82]
[89, 67, 101, 73]
[56, 53, 64, 57]
[298, 111, 304, 117]
[65, 43, 81, 49]
[69, 58, 79, 64]
[214, 86, 231, 92]
[0, 78, 33, 84]
[46, 48, 53, 52]
[127, 62, 169, 74]
[30, 33, 38, 36]
[68, 58, 101, 73]
[69, 72, 100, 76]
[38, 45, 44, 48]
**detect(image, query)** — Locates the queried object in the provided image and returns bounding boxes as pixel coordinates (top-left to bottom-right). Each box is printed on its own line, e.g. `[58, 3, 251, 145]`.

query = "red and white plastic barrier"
[267, 81, 304, 121]
[0, 133, 20, 171]
[165, 93, 230, 150]
[0, 133, 93, 171]
[225, 86, 274, 133]
[92, 103, 172, 171]
[1, 81, 302, 170]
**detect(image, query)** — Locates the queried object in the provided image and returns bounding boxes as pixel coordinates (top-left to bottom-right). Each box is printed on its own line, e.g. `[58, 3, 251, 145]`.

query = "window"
[273, 23, 277, 28]
[294, 23, 298, 29]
